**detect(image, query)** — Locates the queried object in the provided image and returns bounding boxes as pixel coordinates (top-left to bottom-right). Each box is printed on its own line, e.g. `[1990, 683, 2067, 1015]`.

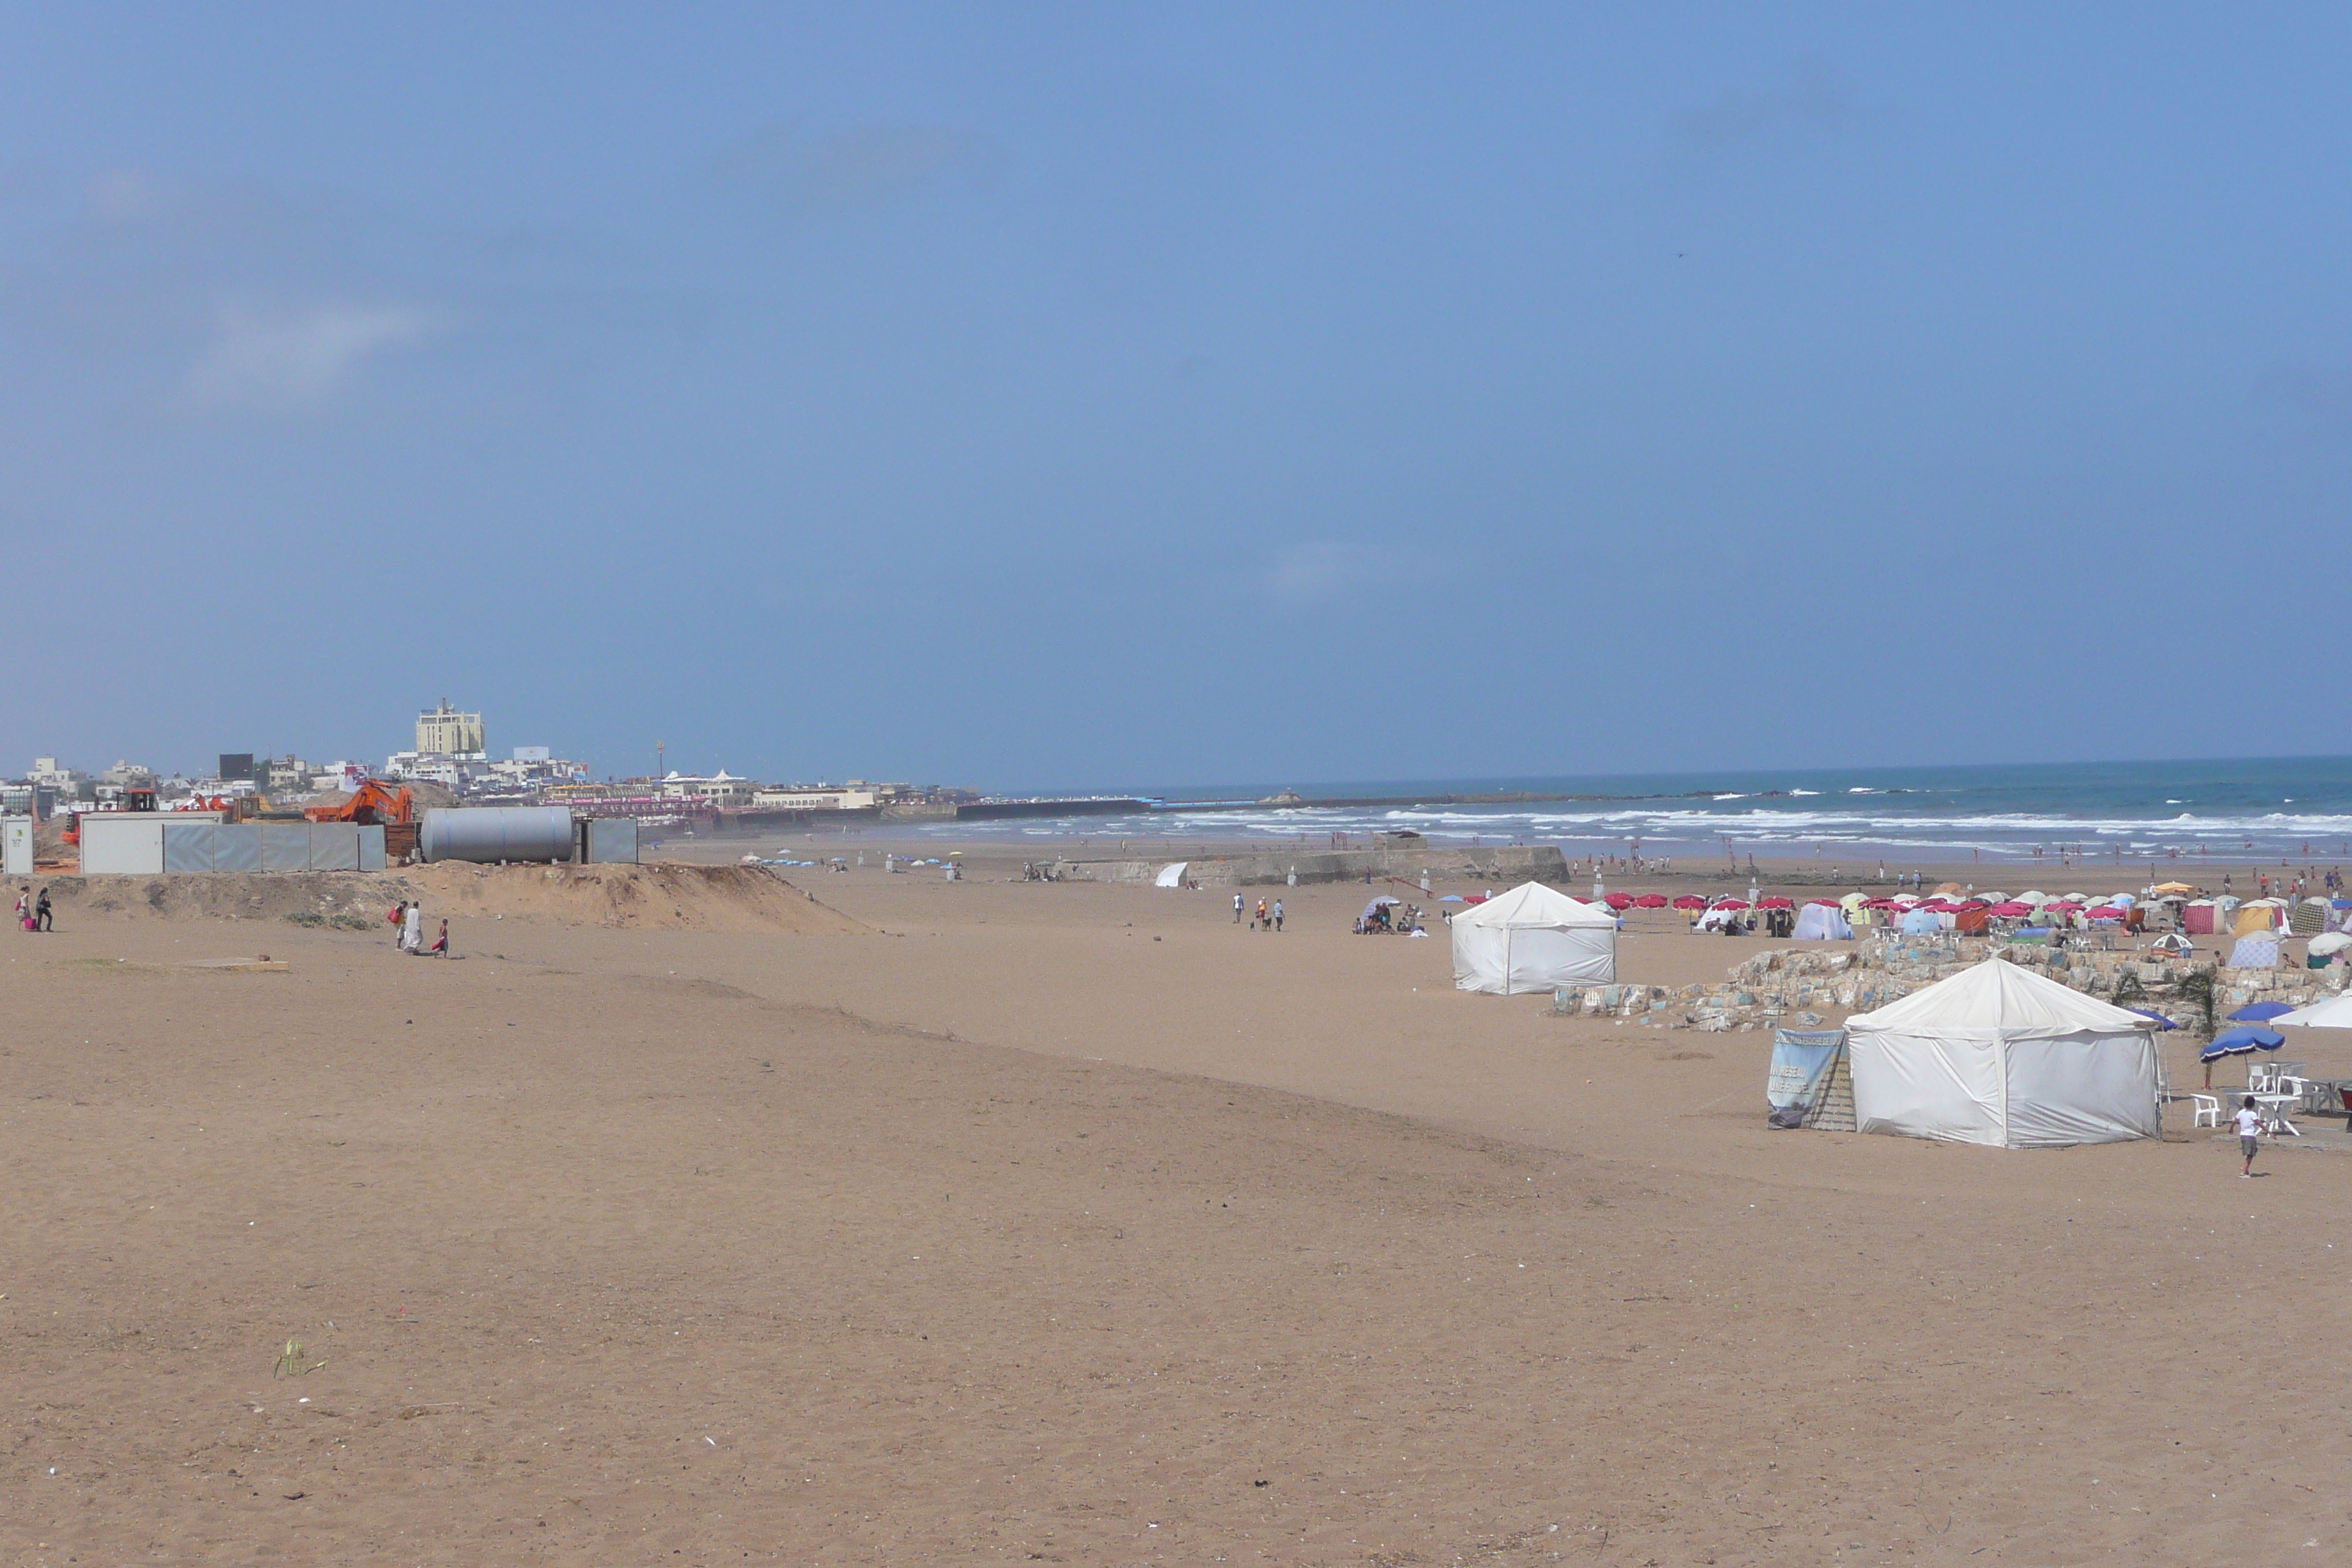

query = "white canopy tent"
[1844, 960, 2159, 1148]
[1450, 881, 1617, 995]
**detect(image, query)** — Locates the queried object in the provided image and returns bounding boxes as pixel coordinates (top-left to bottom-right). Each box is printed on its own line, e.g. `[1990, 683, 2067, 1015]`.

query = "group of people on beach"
[388, 900, 448, 956]
[1233, 893, 1284, 932]
[13, 886, 50, 932]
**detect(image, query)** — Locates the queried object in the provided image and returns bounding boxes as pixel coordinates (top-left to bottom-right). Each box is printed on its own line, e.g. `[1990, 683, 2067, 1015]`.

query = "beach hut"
[1844, 960, 2160, 1148]
[2234, 900, 2284, 937]
[1450, 881, 1617, 995]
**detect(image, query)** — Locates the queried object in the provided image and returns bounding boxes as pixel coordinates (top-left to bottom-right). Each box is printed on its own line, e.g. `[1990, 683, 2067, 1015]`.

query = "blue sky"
[1, 5, 2345, 788]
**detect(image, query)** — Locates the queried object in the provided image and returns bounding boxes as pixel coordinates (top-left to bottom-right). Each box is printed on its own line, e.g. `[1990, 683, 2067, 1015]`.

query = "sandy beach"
[3, 851, 2343, 1564]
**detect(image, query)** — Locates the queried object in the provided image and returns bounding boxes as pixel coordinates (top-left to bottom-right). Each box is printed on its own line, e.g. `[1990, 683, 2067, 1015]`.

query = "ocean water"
[934, 757, 2352, 864]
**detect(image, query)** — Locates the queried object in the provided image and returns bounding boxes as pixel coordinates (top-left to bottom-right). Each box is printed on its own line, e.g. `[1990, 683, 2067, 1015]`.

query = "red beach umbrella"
[1989, 901, 2033, 916]
[1757, 896, 1795, 909]
[1604, 892, 1635, 911]
[1634, 893, 1670, 908]
[1712, 899, 1751, 911]
[1671, 894, 1708, 910]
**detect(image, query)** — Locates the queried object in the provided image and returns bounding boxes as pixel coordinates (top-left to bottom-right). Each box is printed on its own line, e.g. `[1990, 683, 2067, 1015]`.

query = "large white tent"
[1450, 881, 1617, 994]
[1844, 960, 2158, 1148]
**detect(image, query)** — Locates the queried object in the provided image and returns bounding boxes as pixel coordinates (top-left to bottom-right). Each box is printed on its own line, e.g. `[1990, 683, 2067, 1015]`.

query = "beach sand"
[1, 852, 2341, 1563]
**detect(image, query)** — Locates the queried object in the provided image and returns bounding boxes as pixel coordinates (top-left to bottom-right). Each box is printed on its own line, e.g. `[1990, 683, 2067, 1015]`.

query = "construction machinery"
[304, 780, 414, 827]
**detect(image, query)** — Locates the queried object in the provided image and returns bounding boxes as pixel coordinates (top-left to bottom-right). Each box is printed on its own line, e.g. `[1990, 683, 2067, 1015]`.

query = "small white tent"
[1450, 881, 1617, 994]
[1844, 960, 2158, 1148]
[1792, 902, 1853, 941]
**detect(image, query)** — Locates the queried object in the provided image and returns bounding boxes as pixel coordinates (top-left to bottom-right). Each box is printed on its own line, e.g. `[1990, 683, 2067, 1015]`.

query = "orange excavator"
[304, 780, 414, 826]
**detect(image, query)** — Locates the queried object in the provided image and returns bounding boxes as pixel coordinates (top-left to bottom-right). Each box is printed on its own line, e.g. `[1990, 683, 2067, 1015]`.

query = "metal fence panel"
[79, 816, 165, 875]
[260, 824, 310, 872]
[162, 822, 217, 872]
[584, 815, 639, 864]
[214, 825, 263, 872]
[307, 826, 360, 872]
[358, 825, 386, 872]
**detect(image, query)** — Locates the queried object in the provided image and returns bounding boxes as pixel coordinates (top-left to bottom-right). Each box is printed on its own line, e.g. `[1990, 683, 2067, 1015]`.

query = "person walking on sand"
[388, 901, 407, 944]
[1233, 893, 1244, 924]
[2236, 1096, 2264, 1177]
[1273, 898, 1284, 932]
[401, 901, 423, 954]
[14, 888, 26, 930]
[429, 919, 449, 957]
[1256, 897, 1268, 931]
[34, 886, 53, 932]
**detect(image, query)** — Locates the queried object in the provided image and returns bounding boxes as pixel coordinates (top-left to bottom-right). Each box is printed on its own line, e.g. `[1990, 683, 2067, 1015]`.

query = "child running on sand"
[2235, 1096, 2264, 1177]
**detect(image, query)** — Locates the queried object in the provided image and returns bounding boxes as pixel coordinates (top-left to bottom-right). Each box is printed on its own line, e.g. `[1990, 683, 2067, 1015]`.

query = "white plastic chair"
[2247, 1063, 2282, 1094]
[2190, 1095, 2222, 1129]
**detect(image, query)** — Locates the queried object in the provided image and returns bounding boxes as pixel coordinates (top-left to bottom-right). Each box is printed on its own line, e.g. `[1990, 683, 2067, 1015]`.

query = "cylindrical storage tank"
[419, 807, 576, 864]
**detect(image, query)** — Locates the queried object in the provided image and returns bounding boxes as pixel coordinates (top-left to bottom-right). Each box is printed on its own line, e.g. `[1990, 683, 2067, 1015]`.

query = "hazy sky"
[3, 5, 2345, 788]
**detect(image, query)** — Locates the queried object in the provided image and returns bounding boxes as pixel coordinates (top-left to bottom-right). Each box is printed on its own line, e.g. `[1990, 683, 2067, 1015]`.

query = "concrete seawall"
[1052, 845, 1569, 888]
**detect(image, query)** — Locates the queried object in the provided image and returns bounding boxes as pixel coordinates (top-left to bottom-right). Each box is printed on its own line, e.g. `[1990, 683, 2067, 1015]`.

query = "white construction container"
[1, 815, 31, 875]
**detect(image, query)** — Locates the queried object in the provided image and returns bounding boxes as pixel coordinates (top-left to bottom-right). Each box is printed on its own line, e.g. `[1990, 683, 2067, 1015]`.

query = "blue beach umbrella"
[2200, 1027, 2285, 1063]
[2227, 1001, 2294, 1023]
[2127, 1006, 2178, 1030]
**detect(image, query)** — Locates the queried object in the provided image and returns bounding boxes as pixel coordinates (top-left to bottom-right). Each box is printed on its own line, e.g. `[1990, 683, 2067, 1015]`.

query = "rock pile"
[1553, 932, 2348, 1035]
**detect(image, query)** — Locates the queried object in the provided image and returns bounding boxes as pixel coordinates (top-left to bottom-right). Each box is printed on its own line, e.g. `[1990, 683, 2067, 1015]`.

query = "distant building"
[417, 700, 486, 757]
[265, 755, 314, 791]
[753, 786, 880, 811]
[660, 770, 758, 808]
[309, 761, 370, 794]
[382, 750, 478, 792]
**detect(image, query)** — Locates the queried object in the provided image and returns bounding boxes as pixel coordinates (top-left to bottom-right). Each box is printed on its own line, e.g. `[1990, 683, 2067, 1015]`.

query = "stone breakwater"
[1548, 934, 2346, 1034]
[1053, 845, 1568, 888]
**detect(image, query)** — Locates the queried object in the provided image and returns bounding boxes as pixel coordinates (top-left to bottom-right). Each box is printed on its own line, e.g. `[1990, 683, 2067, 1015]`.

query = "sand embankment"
[19, 862, 865, 934]
[404, 861, 866, 932]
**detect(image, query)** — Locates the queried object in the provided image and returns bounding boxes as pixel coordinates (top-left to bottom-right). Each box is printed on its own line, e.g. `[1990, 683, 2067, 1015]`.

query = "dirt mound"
[18, 863, 864, 934]
[402, 861, 866, 932]
[27, 871, 401, 926]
